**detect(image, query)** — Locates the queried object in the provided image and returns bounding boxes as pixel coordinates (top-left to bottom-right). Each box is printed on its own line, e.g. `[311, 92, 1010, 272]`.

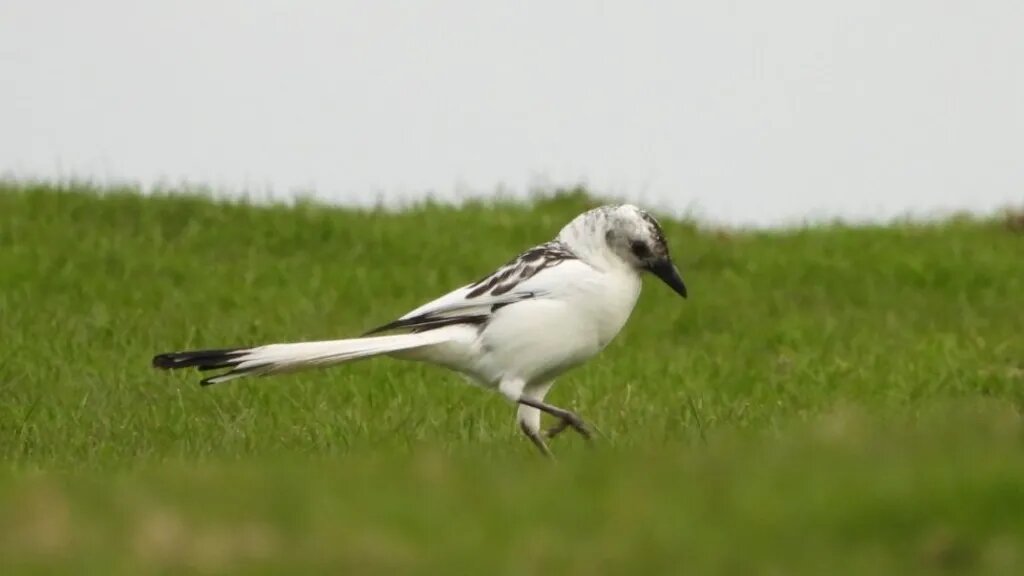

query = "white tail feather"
[195, 330, 456, 385]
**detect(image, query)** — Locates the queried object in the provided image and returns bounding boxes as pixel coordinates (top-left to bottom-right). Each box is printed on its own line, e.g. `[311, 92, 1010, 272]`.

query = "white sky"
[2, 1, 1022, 226]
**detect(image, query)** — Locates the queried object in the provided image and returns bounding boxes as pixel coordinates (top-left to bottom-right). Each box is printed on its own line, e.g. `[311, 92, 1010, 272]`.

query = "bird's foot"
[520, 421, 553, 458]
[546, 411, 592, 441]
[517, 397, 594, 454]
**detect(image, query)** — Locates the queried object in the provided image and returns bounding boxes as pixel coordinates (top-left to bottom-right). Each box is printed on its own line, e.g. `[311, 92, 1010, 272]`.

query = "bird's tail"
[152, 330, 454, 385]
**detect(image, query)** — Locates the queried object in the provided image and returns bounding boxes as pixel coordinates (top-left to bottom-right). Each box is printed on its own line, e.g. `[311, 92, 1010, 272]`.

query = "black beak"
[648, 258, 688, 298]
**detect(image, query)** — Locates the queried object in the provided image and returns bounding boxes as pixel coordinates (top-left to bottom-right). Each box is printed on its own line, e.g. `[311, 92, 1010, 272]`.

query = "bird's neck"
[556, 230, 635, 276]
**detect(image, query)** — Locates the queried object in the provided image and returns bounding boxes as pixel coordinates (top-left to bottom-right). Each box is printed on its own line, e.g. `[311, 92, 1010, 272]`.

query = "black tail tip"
[151, 348, 247, 371]
[152, 352, 180, 369]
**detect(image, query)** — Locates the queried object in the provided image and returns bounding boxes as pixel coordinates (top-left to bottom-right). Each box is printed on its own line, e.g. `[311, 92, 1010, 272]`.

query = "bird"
[152, 204, 688, 456]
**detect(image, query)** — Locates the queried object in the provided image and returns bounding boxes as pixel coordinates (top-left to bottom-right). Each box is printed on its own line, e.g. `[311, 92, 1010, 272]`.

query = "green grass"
[1, 181, 1023, 574]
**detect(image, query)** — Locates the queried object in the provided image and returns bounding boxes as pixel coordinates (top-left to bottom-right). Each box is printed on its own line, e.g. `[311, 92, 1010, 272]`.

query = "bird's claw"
[546, 412, 592, 441]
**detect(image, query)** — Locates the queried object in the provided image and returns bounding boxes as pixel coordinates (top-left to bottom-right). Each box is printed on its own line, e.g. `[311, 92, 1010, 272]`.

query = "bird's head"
[558, 204, 688, 298]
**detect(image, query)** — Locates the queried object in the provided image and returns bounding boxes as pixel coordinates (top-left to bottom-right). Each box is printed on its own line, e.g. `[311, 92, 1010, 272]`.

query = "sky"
[2, 0, 1022, 227]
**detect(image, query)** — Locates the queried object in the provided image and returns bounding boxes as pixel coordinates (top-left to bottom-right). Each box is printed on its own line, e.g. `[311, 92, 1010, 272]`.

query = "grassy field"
[1, 181, 1023, 574]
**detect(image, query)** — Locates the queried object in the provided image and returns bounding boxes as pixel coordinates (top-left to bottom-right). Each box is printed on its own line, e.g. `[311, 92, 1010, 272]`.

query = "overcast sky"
[2, 1, 1022, 226]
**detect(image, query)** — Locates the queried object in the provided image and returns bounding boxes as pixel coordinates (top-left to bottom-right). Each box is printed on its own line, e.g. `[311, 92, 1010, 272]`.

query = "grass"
[1, 181, 1022, 574]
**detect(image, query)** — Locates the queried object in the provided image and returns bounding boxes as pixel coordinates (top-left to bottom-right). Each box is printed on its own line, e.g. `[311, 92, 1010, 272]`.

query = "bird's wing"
[364, 241, 586, 335]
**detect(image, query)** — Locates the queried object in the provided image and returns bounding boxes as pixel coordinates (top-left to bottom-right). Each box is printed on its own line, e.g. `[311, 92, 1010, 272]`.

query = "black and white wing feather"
[364, 241, 580, 335]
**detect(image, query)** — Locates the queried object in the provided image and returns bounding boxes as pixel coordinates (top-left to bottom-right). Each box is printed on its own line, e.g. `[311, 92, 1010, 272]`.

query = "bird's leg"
[517, 397, 592, 441]
[519, 421, 553, 458]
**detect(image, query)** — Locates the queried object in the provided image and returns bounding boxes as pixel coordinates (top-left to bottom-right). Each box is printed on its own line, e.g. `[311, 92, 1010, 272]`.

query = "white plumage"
[153, 204, 687, 455]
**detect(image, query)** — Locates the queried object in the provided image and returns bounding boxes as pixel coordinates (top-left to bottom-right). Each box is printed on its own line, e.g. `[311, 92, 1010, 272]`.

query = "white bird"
[153, 204, 688, 456]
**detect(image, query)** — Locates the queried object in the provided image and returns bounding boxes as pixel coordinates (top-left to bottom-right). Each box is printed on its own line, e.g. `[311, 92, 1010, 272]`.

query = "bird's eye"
[630, 240, 651, 258]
